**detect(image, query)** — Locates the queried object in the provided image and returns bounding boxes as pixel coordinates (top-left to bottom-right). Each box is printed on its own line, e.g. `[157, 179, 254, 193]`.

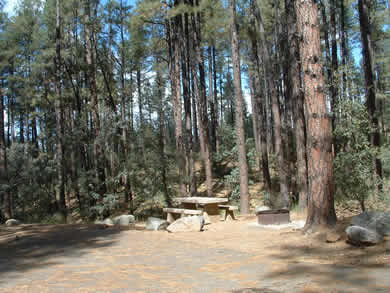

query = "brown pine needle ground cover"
[0, 213, 389, 293]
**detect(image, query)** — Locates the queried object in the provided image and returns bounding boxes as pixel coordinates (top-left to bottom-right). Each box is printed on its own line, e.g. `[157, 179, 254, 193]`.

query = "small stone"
[5, 219, 21, 226]
[103, 218, 114, 226]
[145, 217, 169, 231]
[113, 215, 135, 226]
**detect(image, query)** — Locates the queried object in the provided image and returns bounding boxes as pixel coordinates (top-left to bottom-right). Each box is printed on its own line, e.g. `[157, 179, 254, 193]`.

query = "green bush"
[333, 100, 381, 211]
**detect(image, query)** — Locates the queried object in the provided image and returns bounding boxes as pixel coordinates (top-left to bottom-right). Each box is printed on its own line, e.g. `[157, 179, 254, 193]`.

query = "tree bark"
[296, 0, 337, 231]
[231, 0, 250, 214]
[285, 0, 308, 211]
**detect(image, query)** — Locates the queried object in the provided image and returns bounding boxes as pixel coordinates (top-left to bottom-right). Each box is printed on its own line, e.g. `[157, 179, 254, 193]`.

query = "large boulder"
[166, 216, 204, 233]
[5, 219, 21, 226]
[351, 211, 390, 236]
[346, 226, 384, 246]
[145, 217, 169, 231]
[113, 215, 135, 226]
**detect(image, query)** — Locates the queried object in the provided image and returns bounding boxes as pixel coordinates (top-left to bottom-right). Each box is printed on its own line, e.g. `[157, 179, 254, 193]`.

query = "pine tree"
[296, 0, 337, 232]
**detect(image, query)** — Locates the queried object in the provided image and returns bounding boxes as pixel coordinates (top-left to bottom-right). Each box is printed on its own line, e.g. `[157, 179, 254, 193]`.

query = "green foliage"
[333, 100, 380, 211]
[217, 124, 255, 202]
[379, 145, 390, 177]
[1, 143, 57, 222]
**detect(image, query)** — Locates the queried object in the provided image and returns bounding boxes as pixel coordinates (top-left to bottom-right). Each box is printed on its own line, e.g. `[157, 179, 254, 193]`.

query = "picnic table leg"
[196, 204, 211, 225]
[167, 212, 175, 224]
[226, 209, 235, 221]
[220, 208, 227, 221]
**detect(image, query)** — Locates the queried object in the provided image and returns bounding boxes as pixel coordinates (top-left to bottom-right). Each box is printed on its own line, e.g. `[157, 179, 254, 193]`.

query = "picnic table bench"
[163, 208, 202, 223]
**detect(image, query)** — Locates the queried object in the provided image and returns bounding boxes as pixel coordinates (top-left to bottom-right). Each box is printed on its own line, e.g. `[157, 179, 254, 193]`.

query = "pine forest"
[0, 0, 389, 232]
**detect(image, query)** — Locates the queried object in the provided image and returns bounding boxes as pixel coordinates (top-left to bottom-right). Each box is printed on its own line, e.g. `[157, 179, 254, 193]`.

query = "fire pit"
[256, 209, 290, 225]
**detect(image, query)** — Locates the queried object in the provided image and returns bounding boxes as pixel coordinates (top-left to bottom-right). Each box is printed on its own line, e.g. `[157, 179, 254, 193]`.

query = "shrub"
[333, 100, 381, 211]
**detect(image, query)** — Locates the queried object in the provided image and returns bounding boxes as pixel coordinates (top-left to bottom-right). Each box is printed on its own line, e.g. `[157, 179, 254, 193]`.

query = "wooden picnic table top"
[174, 197, 228, 205]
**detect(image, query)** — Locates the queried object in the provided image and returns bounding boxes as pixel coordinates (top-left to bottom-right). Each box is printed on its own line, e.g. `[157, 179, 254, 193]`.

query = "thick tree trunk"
[55, 0, 67, 217]
[285, 0, 308, 211]
[231, 0, 250, 214]
[358, 0, 383, 188]
[296, 0, 337, 232]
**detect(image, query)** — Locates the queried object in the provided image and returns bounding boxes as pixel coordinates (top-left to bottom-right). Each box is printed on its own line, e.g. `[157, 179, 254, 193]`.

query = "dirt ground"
[0, 214, 389, 293]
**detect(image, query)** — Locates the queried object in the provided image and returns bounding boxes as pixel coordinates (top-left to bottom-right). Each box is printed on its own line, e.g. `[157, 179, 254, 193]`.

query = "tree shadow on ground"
[262, 234, 390, 292]
[0, 224, 126, 284]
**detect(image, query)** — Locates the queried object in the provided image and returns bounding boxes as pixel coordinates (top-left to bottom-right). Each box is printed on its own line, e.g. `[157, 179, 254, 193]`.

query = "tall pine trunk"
[231, 0, 250, 214]
[285, 0, 308, 211]
[296, 0, 337, 232]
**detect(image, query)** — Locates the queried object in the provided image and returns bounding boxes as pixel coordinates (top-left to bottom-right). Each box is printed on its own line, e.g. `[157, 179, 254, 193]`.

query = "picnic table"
[174, 197, 228, 217]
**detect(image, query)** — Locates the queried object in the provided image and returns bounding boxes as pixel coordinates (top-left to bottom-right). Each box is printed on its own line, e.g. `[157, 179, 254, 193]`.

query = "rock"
[351, 211, 390, 236]
[326, 231, 341, 243]
[103, 218, 114, 226]
[255, 206, 271, 213]
[113, 215, 135, 226]
[346, 226, 384, 246]
[166, 216, 204, 233]
[5, 219, 21, 226]
[145, 217, 169, 231]
[375, 212, 390, 236]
